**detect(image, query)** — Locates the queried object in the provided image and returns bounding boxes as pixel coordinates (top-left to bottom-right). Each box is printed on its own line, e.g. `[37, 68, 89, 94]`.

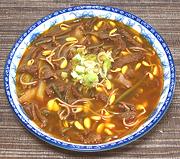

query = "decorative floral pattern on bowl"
[4, 5, 176, 152]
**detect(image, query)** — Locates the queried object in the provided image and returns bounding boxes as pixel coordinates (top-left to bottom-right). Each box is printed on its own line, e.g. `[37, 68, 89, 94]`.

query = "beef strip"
[46, 81, 80, 103]
[88, 87, 96, 98]
[88, 32, 109, 40]
[87, 45, 102, 55]
[84, 17, 98, 32]
[44, 27, 72, 38]
[23, 103, 47, 128]
[65, 84, 77, 104]
[46, 81, 65, 98]
[53, 82, 65, 93]
[60, 45, 73, 59]
[112, 44, 126, 58]
[98, 32, 110, 39]
[67, 51, 75, 60]
[100, 21, 113, 31]
[82, 35, 92, 46]
[120, 29, 142, 47]
[88, 31, 126, 52]
[87, 42, 104, 50]
[73, 25, 85, 39]
[45, 84, 55, 98]
[27, 46, 43, 59]
[112, 52, 145, 68]
[83, 133, 103, 144]
[110, 35, 126, 50]
[39, 65, 56, 79]
[39, 44, 49, 50]
[34, 104, 48, 128]
[121, 111, 136, 121]
[95, 93, 108, 103]
[18, 63, 38, 77]
[23, 104, 36, 120]
[71, 85, 82, 99]
[117, 102, 137, 121]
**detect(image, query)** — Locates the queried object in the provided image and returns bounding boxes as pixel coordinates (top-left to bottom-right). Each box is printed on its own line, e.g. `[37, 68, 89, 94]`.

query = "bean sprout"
[19, 73, 37, 86]
[58, 40, 78, 57]
[40, 51, 55, 69]
[137, 107, 146, 117]
[122, 118, 139, 127]
[129, 46, 148, 52]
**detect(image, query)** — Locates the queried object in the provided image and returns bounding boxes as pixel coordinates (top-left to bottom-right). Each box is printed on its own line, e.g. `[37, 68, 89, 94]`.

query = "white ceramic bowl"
[4, 5, 176, 152]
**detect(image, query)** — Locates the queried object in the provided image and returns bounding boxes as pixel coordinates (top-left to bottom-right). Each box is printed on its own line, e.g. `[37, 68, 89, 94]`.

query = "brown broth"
[16, 17, 163, 144]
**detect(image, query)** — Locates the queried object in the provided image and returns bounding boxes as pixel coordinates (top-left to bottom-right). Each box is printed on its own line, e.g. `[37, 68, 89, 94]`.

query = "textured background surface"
[0, 0, 180, 158]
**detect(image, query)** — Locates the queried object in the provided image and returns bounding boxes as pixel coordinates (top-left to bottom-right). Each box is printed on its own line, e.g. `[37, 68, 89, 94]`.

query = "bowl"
[4, 5, 176, 152]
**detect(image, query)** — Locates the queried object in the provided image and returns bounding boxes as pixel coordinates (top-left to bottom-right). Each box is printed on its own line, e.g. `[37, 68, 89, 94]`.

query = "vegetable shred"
[16, 17, 163, 144]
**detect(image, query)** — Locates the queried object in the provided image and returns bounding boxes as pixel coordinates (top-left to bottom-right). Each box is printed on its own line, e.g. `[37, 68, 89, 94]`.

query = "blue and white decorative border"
[4, 5, 176, 152]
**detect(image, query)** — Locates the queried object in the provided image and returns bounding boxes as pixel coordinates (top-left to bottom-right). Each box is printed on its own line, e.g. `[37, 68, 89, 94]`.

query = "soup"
[16, 17, 163, 144]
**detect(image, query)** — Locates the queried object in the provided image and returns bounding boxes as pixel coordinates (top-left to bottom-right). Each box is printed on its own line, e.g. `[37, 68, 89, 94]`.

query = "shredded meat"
[71, 85, 82, 99]
[46, 82, 81, 103]
[45, 27, 72, 38]
[23, 104, 36, 120]
[97, 32, 109, 39]
[118, 102, 137, 121]
[100, 21, 113, 31]
[26, 46, 44, 59]
[45, 85, 55, 98]
[39, 66, 56, 79]
[112, 52, 145, 68]
[83, 134, 102, 144]
[46, 81, 65, 98]
[67, 131, 84, 143]
[82, 35, 92, 46]
[120, 29, 142, 47]
[110, 35, 126, 50]
[88, 32, 126, 52]
[23, 103, 47, 128]
[65, 84, 76, 104]
[112, 46, 125, 58]
[84, 18, 98, 31]
[122, 111, 136, 122]
[95, 93, 108, 103]
[74, 25, 85, 39]
[18, 63, 38, 76]
[54, 83, 65, 93]
[67, 51, 74, 60]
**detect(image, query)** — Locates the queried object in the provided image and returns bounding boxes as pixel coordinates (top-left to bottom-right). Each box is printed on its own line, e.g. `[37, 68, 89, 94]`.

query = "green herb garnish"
[71, 49, 113, 87]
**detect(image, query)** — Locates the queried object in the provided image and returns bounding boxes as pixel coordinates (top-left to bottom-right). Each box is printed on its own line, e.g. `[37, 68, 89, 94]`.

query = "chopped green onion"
[71, 71, 79, 79]
[75, 65, 85, 74]
[72, 54, 82, 62]
[71, 48, 113, 88]
[83, 72, 99, 87]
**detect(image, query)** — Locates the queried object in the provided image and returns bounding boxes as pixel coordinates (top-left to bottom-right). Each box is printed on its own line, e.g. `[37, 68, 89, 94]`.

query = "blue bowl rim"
[4, 5, 176, 152]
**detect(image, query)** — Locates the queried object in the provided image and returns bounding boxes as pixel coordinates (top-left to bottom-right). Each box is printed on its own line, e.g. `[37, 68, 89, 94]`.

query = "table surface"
[0, 0, 180, 158]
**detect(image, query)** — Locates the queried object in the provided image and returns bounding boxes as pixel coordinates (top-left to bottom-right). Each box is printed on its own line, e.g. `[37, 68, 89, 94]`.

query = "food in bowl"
[16, 17, 163, 144]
